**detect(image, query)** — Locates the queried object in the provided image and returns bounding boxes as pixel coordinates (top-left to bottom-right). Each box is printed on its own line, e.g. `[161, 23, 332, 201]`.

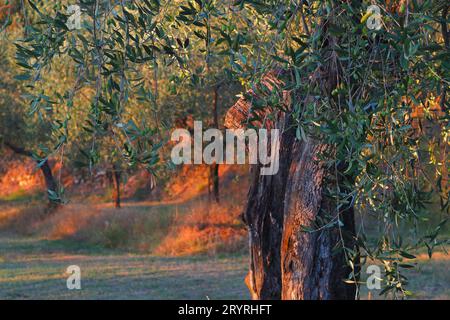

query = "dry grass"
[0, 202, 176, 251]
[0, 202, 103, 239]
[415, 251, 449, 261]
[0, 198, 247, 256]
[155, 202, 247, 256]
[73, 204, 176, 251]
[0, 202, 48, 235]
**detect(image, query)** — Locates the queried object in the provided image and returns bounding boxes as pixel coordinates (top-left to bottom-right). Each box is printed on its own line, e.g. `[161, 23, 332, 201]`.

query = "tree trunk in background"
[210, 163, 219, 203]
[210, 85, 220, 203]
[112, 166, 121, 209]
[440, 138, 448, 195]
[40, 160, 58, 198]
[4, 142, 59, 205]
[440, 6, 448, 196]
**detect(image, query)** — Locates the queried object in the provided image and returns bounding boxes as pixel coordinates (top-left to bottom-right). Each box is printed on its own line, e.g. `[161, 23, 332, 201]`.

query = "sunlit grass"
[0, 234, 249, 300]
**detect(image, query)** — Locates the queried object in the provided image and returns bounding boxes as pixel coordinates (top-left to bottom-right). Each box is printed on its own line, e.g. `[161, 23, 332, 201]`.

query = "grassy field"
[0, 200, 448, 300]
[0, 233, 249, 300]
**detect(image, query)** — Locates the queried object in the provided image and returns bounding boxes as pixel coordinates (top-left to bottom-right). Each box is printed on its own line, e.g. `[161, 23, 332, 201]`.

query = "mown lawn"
[1, 232, 449, 300]
[0, 234, 249, 300]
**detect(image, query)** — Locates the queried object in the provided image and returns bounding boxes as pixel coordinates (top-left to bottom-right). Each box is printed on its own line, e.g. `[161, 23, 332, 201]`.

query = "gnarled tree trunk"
[226, 72, 358, 300]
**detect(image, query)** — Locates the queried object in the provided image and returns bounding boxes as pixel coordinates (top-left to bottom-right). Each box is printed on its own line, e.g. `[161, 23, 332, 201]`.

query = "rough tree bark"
[280, 138, 357, 300]
[241, 113, 296, 300]
[4, 141, 59, 205]
[225, 71, 358, 300]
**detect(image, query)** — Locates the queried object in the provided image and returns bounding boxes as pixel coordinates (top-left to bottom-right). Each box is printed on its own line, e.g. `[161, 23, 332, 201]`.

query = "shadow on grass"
[0, 238, 249, 300]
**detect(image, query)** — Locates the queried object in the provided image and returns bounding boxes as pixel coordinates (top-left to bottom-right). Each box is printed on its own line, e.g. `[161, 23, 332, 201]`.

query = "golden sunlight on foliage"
[0, 155, 44, 197]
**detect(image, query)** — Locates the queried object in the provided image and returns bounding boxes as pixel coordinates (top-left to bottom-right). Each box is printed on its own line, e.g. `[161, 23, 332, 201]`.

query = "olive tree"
[6, 0, 449, 299]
